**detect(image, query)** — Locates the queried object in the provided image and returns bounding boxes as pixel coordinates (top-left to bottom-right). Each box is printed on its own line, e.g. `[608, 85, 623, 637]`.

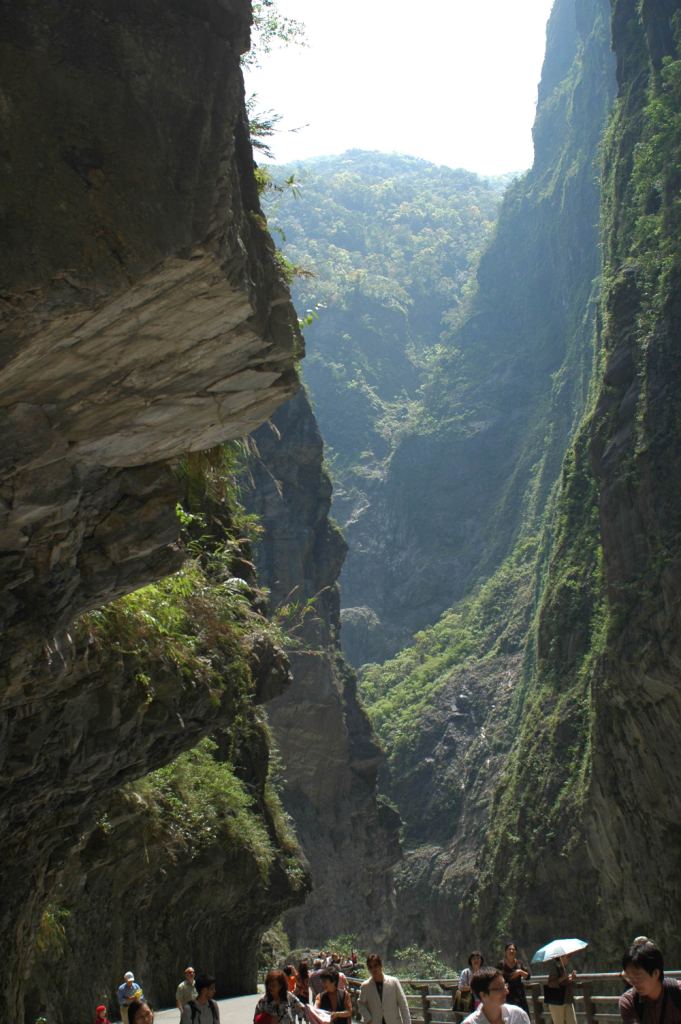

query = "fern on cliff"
[82, 558, 254, 691]
[137, 737, 275, 874]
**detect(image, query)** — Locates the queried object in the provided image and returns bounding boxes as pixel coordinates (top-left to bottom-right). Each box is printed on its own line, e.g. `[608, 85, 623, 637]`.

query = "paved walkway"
[155, 993, 260, 1024]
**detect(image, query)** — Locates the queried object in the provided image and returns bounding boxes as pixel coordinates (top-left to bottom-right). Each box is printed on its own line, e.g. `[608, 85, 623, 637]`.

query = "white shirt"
[463, 1004, 530, 1024]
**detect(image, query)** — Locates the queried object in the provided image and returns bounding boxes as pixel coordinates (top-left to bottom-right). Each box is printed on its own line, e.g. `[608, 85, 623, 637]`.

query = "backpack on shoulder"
[189, 999, 219, 1023]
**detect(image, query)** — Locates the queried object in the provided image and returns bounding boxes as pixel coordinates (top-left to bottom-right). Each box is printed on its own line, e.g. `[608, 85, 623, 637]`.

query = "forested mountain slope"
[474, 0, 681, 959]
[264, 152, 506, 662]
[355, 0, 622, 958]
[339, 0, 616, 667]
[358, 0, 681, 962]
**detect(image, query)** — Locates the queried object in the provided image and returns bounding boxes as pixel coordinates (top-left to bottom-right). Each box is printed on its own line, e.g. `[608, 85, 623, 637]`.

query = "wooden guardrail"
[346, 972, 681, 1024]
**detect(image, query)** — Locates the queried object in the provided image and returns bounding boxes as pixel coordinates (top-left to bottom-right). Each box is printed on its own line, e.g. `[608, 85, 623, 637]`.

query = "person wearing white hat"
[118, 972, 144, 1024]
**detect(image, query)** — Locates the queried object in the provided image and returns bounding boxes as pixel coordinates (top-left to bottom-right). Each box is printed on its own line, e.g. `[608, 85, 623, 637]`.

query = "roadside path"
[155, 992, 260, 1024]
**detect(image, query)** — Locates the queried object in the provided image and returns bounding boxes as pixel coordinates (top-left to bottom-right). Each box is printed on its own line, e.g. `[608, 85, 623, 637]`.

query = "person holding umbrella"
[531, 939, 587, 1024]
[545, 955, 577, 1024]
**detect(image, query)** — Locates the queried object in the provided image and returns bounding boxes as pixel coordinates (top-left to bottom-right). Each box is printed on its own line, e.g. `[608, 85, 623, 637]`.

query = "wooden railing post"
[412, 983, 432, 1024]
[529, 982, 545, 1024]
[439, 982, 459, 1022]
[581, 981, 597, 1024]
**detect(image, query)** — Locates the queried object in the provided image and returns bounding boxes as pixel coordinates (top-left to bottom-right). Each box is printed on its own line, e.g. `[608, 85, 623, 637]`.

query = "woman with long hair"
[254, 969, 304, 1024]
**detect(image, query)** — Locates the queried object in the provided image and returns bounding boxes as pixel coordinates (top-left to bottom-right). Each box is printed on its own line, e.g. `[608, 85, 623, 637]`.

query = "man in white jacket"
[359, 954, 411, 1024]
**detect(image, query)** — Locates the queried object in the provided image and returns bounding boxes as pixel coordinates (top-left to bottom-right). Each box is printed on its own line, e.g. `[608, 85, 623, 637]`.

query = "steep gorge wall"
[0, 2, 303, 1019]
[372, 0, 681, 965]
[474, 0, 681, 960]
[338, 0, 616, 666]
[358, 0, 618, 959]
[244, 392, 401, 948]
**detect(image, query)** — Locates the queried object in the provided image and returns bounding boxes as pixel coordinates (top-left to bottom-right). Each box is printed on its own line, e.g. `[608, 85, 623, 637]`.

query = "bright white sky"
[245, 0, 557, 175]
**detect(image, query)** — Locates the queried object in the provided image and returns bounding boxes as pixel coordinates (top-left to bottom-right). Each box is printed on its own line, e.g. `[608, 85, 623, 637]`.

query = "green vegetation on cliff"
[137, 737, 274, 872]
[360, 537, 538, 770]
[27, 446, 308, 1018]
[84, 444, 308, 874]
[472, 7, 681, 958]
[354, 0, 617, 957]
[363, 1, 681, 964]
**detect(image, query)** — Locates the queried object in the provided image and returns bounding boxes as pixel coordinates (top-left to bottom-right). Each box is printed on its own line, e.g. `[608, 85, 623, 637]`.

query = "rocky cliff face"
[376, 0, 681, 964]
[0, 2, 302, 1019]
[1, 0, 299, 672]
[27, 712, 307, 1023]
[244, 391, 401, 947]
[475, 0, 681, 960]
[333, 0, 615, 665]
[358, 0, 618, 959]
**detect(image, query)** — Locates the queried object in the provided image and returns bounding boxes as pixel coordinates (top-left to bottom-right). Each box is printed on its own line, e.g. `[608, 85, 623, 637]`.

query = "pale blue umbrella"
[531, 939, 588, 963]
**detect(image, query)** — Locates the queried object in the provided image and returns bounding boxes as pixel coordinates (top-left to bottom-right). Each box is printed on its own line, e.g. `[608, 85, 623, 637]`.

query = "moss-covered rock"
[19, 459, 309, 1022]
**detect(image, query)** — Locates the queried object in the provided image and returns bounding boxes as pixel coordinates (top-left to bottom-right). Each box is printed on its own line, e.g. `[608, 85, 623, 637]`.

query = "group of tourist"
[455, 944, 532, 1017]
[96, 966, 219, 1024]
[253, 953, 406, 1024]
[253, 937, 681, 1024]
[255, 960, 350, 1023]
[89, 936, 677, 1024]
[455, 938, 680, 1024]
